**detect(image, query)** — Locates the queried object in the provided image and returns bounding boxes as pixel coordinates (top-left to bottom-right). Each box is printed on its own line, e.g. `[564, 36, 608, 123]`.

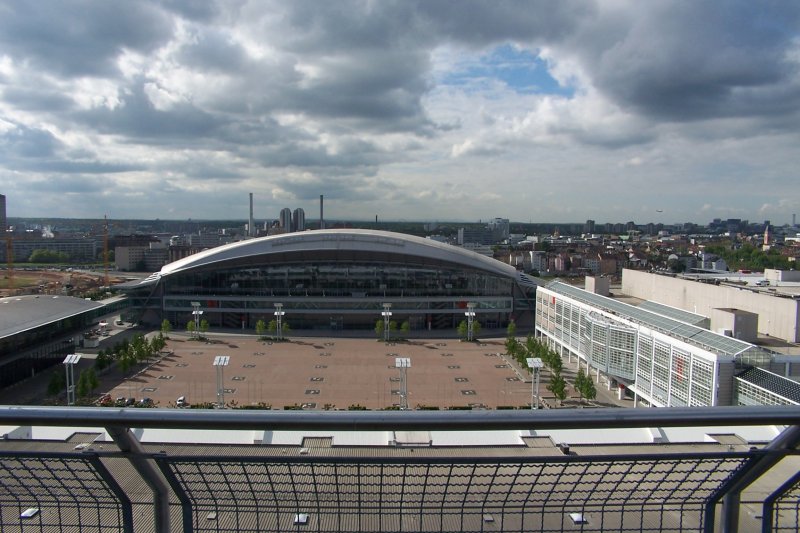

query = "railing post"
[106, 425, 172, 533]
[709, 424, 800, 533]
[762, 469, 800, 533]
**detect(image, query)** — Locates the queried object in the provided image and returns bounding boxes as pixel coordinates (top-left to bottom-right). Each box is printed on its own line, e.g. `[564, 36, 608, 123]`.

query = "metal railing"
[1, 405, 798, 533]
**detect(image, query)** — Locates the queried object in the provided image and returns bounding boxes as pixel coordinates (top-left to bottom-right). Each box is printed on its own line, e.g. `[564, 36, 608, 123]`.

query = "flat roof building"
[535, 281, 799, 407]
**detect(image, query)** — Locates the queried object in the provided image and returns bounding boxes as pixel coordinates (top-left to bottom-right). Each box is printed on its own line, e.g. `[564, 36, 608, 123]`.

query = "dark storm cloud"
[0, 1, 173, 77]
[0, 124, 61, 158]
[1, 87, 74, 113]
[74, 82, 224, 143]
[175, 28, 250, 74]
[0, 123, 141, 174]
[276, 174, 386, 202]
[571, 2, 800, 121]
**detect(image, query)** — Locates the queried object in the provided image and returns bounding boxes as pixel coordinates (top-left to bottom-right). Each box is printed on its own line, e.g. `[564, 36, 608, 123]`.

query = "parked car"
[138, 398, 154, 407]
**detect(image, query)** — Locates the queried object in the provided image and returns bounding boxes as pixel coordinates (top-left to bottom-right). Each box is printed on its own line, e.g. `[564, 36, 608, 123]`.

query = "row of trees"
[48, 333, 168, 402]
[505, 334, 596, 406]
[456, 319, 481, 341]
[160, 318, 292, 341]
[374, 319, 411, 340]
[255, 318, 291, 339]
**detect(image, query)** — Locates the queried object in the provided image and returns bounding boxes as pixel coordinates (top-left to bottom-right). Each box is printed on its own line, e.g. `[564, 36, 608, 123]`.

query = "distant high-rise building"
[488, 218, 510, 241]
[583, 219, 595, 234]
[0, 193, 6, 231]
[293, 208, 305, 232]
[279, 208, 292, 231]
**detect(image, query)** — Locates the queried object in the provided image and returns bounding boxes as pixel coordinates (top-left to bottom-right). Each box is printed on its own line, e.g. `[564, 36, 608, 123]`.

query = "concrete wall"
[622, 269, 800, 343]
[765, 269, 800, 282]
[710, 308, 758, 343]
[585, 276, 610, 296]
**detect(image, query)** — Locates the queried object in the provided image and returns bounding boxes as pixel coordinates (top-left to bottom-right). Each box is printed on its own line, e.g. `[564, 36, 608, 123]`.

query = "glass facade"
[536, 285, 722, 407]
[127, 256, 534, 330]
[164, 262, 515, 299]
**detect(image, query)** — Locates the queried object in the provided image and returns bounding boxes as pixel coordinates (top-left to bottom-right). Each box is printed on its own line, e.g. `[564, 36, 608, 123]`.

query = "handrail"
[1, 404, 798, 431]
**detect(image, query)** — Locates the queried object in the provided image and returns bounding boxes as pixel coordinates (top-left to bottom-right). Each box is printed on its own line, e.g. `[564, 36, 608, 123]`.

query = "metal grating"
[0, 451, 132, 531]
[638, 301, 709, 327]
[736, 367, 800, 404]
[156, 453, 750, 533]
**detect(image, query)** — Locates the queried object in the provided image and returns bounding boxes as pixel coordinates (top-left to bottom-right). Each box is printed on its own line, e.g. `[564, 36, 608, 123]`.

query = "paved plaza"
[107, 334, 537, 410]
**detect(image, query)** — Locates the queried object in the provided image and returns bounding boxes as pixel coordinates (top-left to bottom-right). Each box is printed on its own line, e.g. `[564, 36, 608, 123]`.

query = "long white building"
[535, 281, 799, 407]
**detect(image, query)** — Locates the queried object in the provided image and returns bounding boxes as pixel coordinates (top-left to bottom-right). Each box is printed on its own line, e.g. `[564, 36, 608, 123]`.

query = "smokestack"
[320, 194, 324, 230]
[794, 213, 797, 227]
[249, 193, 254, 237]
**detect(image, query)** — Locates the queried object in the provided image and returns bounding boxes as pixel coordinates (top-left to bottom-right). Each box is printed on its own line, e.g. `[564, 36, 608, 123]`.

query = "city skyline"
[1, 2, 799, 224]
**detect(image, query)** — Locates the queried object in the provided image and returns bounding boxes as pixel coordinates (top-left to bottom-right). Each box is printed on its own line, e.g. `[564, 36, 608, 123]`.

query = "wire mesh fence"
[155, 453, 751, 532]
[0, 451, 131, 532]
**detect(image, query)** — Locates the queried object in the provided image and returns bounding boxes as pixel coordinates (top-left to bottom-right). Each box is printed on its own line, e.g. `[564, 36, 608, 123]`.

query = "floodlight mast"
[527, 357, 544, 410]
[465, 302, 476, 342]
[381, 303, 393, 342]
[274, 303, 285, 341]
[62, 354, 81, 406]
[395, 357, 411, 410]
[213, 356, 230, 409]
[191, 301, 202, 339]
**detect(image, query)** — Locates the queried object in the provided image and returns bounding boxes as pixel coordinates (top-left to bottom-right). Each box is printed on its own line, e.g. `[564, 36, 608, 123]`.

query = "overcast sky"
[1, 1, 799, 225]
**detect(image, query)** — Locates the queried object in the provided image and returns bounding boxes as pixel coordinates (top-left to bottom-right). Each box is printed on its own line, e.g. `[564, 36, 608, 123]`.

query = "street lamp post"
[191, 301, 202, 339]
[213, 355, 230, 409]
[381, 303, 393, 342]
[526, 357, 544, 410]
[465, 302, 476, 342]
[274, 303, 285, 341]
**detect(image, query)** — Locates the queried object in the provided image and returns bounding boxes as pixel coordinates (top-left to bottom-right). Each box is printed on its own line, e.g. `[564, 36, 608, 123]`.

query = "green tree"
[161, 319, 172, 336]
[267, 319, 277, 336]
[388, 320, 398, 340]
[255, 319, 267, 338]
[471, 320, 481, 340]
[457, 320, 468, 341]
[400, 320, 411, 337]
[186, 320, 196, 337]
[547, 374, 567, 406]
[582, 373, 597, 404]
[199, 319, 210, 336]
[47, 371, 66, 397]
[77, 371, 90, 398]
[95, 350, 111, 371]
[86, 367, 99, 393]
[506, 320, 517, 339]
[29, 249, 70, 263]
[375, 319, 385, 339]
[575, 368, 587, 403]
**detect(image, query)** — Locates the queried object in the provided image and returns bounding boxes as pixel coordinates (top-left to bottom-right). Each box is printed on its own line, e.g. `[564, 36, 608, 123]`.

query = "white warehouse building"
[535, 282, 799, 407]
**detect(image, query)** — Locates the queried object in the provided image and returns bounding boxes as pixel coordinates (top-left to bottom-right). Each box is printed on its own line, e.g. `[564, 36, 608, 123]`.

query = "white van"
[176, 396, 186, 407]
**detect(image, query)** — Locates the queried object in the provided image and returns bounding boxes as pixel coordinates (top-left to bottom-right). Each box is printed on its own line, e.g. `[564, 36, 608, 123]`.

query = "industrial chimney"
[320, 194, 324, 230]
[249, 193, 254, 237]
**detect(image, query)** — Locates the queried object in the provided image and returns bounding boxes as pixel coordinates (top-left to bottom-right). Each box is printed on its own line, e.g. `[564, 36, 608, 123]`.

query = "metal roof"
[0, 295, 105, 340]
[736, 367, 800, 404]
[545, 282, 768, 359]
[124, 229, 541, 290]
[638, 300, 709, 327]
